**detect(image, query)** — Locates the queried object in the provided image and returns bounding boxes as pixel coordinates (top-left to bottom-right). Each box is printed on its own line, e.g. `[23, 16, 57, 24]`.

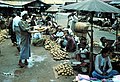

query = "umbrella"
[46, 5, 60, 13]
[62, 0, 120, 75]
[62, 0, 120, 13]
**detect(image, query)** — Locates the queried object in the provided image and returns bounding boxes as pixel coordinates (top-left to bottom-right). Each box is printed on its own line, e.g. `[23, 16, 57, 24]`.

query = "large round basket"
[74, 22, 89, 38]
[74, 22, 89, 33]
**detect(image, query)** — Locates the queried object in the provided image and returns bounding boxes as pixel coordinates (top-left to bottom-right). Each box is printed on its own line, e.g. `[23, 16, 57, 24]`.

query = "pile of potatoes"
[44, 39, 58, 50]
[112, 56, 120, 62]
[44, 39, 69, 60]
[50, 47, 68, 60]
[0, 33, 5, 43]
[0, 29, 7, 44]
[55, 63, 74, 76]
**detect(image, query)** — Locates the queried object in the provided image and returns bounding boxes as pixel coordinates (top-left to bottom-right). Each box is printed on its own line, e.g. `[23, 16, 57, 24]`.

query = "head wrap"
[21, 11, 28, 17]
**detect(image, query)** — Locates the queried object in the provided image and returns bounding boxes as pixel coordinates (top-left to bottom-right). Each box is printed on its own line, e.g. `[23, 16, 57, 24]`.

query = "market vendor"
[92, 47, 119, 79]
[65, 33, 76, 52]
[99, 37, 107, 48]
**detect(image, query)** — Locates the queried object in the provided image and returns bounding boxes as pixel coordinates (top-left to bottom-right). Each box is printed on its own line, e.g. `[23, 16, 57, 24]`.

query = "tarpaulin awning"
[62, 0, 120, 13]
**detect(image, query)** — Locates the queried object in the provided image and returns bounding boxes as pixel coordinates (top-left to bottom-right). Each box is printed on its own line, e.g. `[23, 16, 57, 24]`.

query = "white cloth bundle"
[21, 11, 28, 17]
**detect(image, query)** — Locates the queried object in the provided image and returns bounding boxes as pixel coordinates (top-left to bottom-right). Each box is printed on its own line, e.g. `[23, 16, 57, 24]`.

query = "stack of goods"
[112, 55, 120, 62]
[73, 74, 90, 82]
[0, 29, 8, 44]
[44, 39, 57, 50]
[55, 63, 74, 76]
[32, 38, 45, 46]
[44, 39, 69, 60]
[50, 47, 68, 60]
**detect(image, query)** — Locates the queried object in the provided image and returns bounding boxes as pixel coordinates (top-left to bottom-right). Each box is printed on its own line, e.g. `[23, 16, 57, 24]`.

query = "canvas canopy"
[62, 0, 120, 13]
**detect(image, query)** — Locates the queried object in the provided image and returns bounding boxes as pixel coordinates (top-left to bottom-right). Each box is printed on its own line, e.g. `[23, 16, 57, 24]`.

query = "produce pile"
[44, 39, 69, 60]
[32, 38, 45, 46]
[112, 55, 120, 62]
[50, 47, 69, 60]
[44, 39, 57, 50]
[55, 63, 74, 76]
[0, 29, 8, 44]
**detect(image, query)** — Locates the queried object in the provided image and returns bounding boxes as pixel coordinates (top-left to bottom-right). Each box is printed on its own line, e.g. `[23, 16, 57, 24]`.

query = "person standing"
[30, 14, 37, 26]
[12, 12, 21, 52]
[7, 14, 17, 46]
[68, 13, 78, 33]
[18, 11, 33, 67]
[92, 47, 119, 79]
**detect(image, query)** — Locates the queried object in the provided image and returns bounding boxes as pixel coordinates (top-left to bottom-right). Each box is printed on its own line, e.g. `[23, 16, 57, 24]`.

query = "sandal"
[18, 60, 25, 68]
[18, 62, 25, 68]
[24, 59, 28, 65]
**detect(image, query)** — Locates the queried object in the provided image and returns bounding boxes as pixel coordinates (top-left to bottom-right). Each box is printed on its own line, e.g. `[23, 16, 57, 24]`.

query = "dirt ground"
[0, 38, 75, 82]
[0, 26, 117, 82]
[0, 13, 117, 82]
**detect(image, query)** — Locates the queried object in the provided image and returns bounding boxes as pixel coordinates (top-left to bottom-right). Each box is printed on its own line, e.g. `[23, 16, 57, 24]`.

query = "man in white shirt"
[12, 12, 21, 52]
[92, 47, 119, 79]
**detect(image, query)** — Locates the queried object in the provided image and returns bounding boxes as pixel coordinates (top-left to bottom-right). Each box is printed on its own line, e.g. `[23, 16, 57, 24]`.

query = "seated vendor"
[92, 47, 119, 79]
[50, 28, 64, 41]
[65, 34, 76, 52]
[99, 37, 107, 48]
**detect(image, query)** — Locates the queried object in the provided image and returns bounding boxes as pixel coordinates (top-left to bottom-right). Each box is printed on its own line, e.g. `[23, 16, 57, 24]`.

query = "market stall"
[62, 0, 120, 76]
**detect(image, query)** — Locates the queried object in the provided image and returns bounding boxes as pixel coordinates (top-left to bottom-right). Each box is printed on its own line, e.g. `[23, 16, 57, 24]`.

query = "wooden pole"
[116, 18, 119, 51]
[89, 12, 94, 76]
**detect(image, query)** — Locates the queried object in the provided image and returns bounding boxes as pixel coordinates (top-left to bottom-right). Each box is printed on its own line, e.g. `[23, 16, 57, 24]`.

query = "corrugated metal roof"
[0, 0, 48, 8]
[0, 0, 34, 6]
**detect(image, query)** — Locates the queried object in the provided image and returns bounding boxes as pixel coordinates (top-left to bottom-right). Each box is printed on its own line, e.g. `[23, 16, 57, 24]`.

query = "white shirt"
[95, 54, 112, 74]
[12, 16, 21, 31]
[80, 48, 88, 58]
